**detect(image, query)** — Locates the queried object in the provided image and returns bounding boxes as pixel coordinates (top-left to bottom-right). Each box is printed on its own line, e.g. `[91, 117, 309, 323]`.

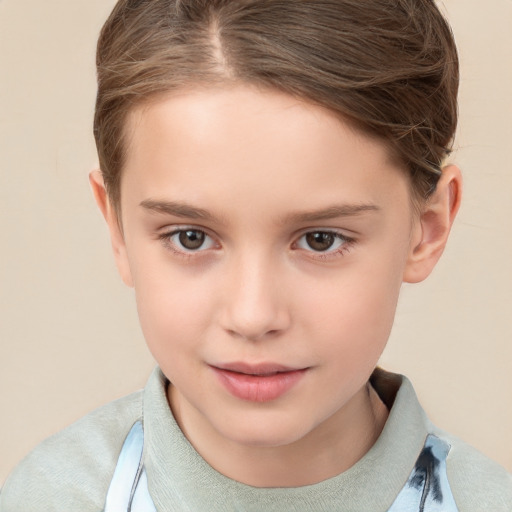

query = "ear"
[403, 165, 462, 283]
[89, 170, 134, 287]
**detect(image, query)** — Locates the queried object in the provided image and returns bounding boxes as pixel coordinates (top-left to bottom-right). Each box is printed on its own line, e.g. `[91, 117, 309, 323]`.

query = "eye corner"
[293, 229, 356, 258]
[158, 226, 220, 256]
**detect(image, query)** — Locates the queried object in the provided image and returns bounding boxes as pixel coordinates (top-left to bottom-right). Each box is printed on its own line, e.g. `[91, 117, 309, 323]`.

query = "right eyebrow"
[140, 199, 223, 224]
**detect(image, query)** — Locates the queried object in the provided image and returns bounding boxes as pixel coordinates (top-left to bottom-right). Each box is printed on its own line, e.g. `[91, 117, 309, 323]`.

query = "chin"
[214, 413, 313, 449]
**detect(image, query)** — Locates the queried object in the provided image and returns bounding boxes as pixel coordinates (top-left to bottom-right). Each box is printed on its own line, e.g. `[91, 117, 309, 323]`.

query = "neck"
[168, 381, 388, 487]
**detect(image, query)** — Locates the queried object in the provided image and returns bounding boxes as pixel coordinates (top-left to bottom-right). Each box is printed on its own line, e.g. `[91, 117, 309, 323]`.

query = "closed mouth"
[212, 362, 306, 376]
[210, 363, 309, 402]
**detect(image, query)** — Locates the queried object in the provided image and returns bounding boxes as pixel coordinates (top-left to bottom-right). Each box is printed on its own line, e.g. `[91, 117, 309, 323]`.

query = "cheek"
[128, 252, 217, 358]
[301, 255, 404, 357]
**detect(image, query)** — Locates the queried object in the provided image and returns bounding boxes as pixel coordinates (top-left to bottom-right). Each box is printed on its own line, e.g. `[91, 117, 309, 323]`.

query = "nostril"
[226, 327, 281, 342]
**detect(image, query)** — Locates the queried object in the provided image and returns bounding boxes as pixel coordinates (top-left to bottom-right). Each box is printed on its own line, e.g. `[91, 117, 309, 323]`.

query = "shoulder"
[375, 369, 512, 511]
[429, 423, 512, 511]
[0, 390, 143, 512]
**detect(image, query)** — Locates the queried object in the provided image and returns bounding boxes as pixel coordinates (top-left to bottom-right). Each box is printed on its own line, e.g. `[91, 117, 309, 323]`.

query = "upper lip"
[212, 362, 305, 376]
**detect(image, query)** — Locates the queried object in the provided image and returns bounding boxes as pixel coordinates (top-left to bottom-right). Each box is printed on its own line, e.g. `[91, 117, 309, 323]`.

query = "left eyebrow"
[280, 203, 380, 225]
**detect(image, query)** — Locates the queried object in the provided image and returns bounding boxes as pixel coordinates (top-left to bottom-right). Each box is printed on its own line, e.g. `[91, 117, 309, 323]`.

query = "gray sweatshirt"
[1, 368, 511, 511]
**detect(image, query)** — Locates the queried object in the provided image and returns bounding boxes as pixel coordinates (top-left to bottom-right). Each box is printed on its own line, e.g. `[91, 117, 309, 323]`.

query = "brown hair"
[94, 0, 459, 213]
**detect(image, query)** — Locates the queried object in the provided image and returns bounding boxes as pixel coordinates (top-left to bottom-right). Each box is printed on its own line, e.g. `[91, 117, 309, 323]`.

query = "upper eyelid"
[158, 222, 356, 234]
[294, 227, 355, 240]
[156, 230, 212, 258]
[295, 230, 353, 244]
[293, 230, 356, 258]
[159, 224, 214, 237]
[159, 226, 220, 250]
[157, 226, 355, 247]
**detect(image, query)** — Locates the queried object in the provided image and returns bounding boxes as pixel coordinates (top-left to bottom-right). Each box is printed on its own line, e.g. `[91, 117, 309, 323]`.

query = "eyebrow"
[140, 199, 379, 225]
[140, 199, 224, 224]
[280, 203, 380, 224]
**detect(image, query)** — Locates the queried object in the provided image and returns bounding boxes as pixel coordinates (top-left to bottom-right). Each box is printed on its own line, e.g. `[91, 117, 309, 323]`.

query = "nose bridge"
[221, 247, 290, 341]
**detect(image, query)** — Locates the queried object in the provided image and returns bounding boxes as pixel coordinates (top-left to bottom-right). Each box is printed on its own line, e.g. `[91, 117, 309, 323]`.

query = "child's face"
[109, 85, 423, 449]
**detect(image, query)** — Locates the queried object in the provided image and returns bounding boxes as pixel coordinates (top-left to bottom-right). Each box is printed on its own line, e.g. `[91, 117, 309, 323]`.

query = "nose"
[219, 254, 291, 342]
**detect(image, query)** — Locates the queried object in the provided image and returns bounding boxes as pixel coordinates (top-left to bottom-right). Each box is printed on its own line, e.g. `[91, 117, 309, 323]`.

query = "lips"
[211, 362, 308, 402]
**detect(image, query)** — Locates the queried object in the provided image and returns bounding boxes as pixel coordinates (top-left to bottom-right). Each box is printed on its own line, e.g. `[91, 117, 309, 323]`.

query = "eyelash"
[294, 230, 356, 259]
[157, 227, 356, 260]
[157, 228, 218, 258]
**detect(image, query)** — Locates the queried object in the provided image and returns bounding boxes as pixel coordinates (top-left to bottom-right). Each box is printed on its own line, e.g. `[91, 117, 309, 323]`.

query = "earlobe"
[403, 165, 462, 283]
[89, 170, 134, 288]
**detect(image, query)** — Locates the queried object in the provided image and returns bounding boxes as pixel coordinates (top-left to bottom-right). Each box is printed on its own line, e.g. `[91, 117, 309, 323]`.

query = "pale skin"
[90, 85, 461, 487]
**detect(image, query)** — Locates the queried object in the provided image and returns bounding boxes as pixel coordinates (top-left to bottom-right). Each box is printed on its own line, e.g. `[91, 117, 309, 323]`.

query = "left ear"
[403, 165, 462, 283]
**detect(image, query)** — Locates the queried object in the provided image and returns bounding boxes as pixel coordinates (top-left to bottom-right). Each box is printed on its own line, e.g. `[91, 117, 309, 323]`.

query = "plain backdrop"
[1, 0, 511, 485]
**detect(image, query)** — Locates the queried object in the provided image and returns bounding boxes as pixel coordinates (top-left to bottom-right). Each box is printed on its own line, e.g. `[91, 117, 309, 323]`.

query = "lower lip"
[212, 367, 307, 402]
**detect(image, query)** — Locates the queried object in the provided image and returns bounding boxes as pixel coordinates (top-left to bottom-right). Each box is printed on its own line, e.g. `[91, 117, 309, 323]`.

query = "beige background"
[0, 0, 511, 485]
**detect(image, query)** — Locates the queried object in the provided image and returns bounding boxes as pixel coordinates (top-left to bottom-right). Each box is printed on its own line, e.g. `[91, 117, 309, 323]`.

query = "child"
[1, 0, 511, 510]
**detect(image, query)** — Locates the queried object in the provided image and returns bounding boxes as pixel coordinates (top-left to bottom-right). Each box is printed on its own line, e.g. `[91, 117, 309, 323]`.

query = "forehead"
[120, 85, 412, 219]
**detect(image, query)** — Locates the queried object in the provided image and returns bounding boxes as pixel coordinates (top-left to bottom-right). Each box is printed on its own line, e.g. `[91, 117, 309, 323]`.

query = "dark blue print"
[388, 435, 459, 512]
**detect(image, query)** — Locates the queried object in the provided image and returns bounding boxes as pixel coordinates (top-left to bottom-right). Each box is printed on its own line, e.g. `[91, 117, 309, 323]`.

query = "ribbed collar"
[143, 367, 429, 512]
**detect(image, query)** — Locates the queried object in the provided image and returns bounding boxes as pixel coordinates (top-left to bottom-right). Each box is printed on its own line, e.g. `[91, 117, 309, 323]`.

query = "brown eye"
[160, 227, 217, 255]
[305, 232, 336, 251]
[178, 230, 206, 250]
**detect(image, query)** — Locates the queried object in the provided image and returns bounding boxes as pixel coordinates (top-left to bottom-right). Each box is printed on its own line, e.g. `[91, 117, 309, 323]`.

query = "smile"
[210, 363, 308, 402]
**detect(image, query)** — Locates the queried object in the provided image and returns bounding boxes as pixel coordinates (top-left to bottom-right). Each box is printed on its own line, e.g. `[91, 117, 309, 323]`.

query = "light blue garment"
[389, 435, 459, 512]
[104, 422, 458, 512]
[104, 421, 157, 512]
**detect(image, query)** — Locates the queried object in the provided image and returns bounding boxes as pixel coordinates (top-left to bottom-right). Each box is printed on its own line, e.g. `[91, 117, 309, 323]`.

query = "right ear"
[89, 170, 134, 288]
